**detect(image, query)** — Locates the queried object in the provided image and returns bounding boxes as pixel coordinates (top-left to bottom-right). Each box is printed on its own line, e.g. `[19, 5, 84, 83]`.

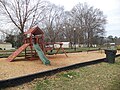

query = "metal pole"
[74, 28, 76, 51]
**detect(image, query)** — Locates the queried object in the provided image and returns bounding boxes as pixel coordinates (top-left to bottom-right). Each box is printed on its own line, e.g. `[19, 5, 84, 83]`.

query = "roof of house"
[0, 42, 12, 45]
[24, 26, 44, 35]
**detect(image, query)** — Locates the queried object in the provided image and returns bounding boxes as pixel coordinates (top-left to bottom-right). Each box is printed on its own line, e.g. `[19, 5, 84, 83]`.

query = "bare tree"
[43, 3, 64, 42]
[0, 0, 48, 33]
[71, 3, 107, 47]
[61, 11, 75, 48]
[0, 1, 107, 48]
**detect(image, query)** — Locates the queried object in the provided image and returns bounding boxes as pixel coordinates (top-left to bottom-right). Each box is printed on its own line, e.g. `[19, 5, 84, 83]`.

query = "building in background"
[0, 40, 13, 50]
[54, 42, 70, 48]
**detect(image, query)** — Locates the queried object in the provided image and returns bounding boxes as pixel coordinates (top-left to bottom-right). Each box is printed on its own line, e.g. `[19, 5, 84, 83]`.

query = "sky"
[48, 0, 120, 37]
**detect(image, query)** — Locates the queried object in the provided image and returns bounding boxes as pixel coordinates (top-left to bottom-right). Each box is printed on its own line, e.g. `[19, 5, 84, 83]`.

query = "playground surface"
[0, 51, 120, 80]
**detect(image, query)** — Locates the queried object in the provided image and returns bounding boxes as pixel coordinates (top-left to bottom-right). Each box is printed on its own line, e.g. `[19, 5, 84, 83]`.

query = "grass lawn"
[4, 56, 120, 90]
[34, 57, 120, 90]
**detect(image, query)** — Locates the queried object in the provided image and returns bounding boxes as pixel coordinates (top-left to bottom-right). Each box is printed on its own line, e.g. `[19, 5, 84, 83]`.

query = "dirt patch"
[0, 51, 120, 80]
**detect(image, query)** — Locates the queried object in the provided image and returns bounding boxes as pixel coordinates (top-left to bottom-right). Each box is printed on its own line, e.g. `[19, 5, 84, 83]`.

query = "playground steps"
[7, 43, 30, 62]
[25, 50, 37, 58]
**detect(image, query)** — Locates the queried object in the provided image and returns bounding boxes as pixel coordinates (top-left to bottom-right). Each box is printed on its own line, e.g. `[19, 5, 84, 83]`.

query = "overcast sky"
[48, 0, 120, 37]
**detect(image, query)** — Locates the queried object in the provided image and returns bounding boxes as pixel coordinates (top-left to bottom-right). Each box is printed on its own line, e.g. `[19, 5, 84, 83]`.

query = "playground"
[0, 0, 119, 88]
[0, 50, 119, 80]
[0, 51, 106, 80]
[0, 26, 120, 88]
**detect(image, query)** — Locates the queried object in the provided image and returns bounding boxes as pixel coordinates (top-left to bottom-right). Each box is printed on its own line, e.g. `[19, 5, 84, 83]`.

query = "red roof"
[24, 26, 44, 35]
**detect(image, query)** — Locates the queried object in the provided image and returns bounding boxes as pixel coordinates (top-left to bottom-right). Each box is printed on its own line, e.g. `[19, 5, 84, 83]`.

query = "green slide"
[33, 43, 50, 65]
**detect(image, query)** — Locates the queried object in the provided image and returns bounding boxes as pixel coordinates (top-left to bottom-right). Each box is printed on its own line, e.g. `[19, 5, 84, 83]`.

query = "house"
[54, 42, 70, 48]
[0, 42, 13, 50]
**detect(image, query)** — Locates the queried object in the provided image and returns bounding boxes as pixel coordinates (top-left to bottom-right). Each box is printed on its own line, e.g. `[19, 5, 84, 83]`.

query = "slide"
[7, 43, 30, 62]
[33, 43, 50, 65]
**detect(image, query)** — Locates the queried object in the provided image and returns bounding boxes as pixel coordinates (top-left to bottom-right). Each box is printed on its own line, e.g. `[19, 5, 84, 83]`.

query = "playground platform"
[0, 51, 120, 88]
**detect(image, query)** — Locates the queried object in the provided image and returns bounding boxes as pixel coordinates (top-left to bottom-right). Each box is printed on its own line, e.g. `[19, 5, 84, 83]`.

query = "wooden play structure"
[6, 26, 67, 65]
